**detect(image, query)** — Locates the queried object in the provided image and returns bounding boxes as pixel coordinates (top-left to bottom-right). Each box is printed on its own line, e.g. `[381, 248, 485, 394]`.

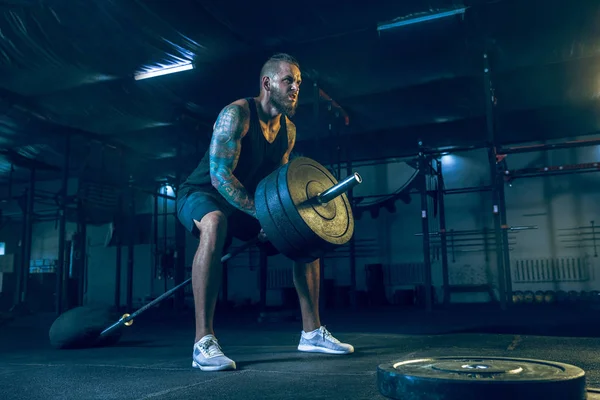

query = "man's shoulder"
[284, 117, 296, 142]
[222, 98, 251, 117]
[212, 99, 252, 133]
[284, 116, 296, 131]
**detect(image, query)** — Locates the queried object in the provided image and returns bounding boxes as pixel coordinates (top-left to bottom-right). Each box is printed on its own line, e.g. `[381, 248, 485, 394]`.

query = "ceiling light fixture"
[134, 62, 194, 81]
[377, 7, 467, 31]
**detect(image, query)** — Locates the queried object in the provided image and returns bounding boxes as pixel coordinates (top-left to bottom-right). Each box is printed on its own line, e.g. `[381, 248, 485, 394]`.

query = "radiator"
[266, 267, 294, 289]
[512, 257, 590, 283]
[385, 262, 426, 285]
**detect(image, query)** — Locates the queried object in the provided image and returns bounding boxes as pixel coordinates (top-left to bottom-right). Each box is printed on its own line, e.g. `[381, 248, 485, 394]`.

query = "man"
[176, 53, 354, 372]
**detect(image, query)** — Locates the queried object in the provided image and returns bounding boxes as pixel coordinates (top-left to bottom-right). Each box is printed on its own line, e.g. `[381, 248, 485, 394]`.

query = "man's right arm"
[209, 103, 256, 218]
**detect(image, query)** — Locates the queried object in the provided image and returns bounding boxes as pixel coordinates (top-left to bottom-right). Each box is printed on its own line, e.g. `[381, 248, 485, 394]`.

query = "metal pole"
[115, 154, 124, 309]
[497, 170, 512, 302]
[13, 193, 25, 308]
[484, 49, 507, 310]
[347, 159, 357, 308]
[56, 134, 70, 315]
[259, 247, 267, 313]
[313, 82, 320, 132]
[436, 160, 450, 306]
[335, 109, 342, 180]
[313, 82, 321, 157]
[126, 175, 135, 310]
[418, 142, 433, 311]
[161, 186, 168, 294]
[152, 186, 159, 289]
[115, 219, 122, 308]
[316, 173, 362, 204]
[14, 172, 35, 309]
[23, 169, 34, 305]
[77, 199, 87, 306]
[499, 137, 600, 154]
[174, 138, 186, 310]
[313, 81, 327, 310]
[221, 259, 228, 306]
[100, 238, 258, 337]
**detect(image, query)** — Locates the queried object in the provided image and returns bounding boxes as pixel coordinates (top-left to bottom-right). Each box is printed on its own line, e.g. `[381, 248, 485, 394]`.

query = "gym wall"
[1, 144, 599, 310]
[0, 178, 79, 311]
[324, 144, 600, 304]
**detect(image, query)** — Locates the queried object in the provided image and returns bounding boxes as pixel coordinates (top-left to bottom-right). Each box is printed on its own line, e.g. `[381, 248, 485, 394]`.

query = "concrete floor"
[2, 304, 600, 399]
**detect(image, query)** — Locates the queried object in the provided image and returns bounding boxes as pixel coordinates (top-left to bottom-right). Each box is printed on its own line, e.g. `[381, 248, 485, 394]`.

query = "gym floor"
[2, 304, 600, 400]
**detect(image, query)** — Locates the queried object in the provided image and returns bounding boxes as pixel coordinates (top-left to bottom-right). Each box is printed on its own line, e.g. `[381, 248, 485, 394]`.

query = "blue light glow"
[134, 62, 194, 81]
[377, 7, 467, 31]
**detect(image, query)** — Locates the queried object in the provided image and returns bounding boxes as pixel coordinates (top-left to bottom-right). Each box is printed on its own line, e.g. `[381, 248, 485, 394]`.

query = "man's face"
[269, 62, 301, 117]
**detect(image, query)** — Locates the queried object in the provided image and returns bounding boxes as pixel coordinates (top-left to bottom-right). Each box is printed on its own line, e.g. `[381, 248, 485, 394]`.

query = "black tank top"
[179, 97, 288, 198]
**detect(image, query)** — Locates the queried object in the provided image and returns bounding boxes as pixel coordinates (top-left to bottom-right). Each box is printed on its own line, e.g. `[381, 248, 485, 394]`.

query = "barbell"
[49, 157, 362, 349]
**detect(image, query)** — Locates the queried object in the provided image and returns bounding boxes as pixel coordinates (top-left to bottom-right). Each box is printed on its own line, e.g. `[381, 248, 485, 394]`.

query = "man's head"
[259, 53, 302, 117]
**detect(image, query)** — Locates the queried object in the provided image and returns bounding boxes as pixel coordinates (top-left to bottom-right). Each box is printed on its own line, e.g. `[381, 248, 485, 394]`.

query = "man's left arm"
[281, 119, 296, 165]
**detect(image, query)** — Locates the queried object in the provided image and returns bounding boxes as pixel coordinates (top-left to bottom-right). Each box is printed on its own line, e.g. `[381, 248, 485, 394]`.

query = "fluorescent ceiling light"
[377, 7, 467, 31]
[134, 62, 194, 81]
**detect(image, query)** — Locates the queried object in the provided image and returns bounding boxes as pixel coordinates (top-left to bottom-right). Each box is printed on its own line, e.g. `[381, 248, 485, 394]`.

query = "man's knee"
[294, 258, 320, 268]
[193, 211, 228, 239]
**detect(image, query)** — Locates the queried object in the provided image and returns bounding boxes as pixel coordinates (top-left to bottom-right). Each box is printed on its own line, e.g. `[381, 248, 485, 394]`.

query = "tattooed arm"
[280, 118, 297, 165]
[209, 102, 256, 218]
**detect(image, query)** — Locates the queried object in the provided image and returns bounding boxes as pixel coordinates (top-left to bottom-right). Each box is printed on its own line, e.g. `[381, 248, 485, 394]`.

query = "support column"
[76, 199, 87, 306]
[56, 134, 71, 315]
[152, 186, 159, 292]
[259, 247, 267, 313]
[126, 175, 135, 311]
[24, 169, 34, 305]
[14, 169, 35, 310]
[115, 195, 122, 309]
[418, 142, 433, 311]
[483, 49, 508, 310]
[313, 81, 326, 310]
[312, 82, 321, 159]
[174, 138, 187, 311]
[115, 153, 125, 309]
[221, 260, 228, 306]
[498, 165, 512, 303]
[436, 159, 451, 306]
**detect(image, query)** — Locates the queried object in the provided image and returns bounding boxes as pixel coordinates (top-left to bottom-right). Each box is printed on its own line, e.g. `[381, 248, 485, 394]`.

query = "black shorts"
[176, 189, 273, 253]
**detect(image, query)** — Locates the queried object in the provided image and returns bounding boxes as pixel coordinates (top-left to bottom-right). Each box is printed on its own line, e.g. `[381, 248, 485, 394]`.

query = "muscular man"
[176, 53, 354, 371]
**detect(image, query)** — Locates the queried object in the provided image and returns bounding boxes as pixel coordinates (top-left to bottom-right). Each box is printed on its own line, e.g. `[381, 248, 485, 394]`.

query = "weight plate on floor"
[255, 157, 354, 263]
[49, 306, 123, 349]
[377, 356, 586, 400]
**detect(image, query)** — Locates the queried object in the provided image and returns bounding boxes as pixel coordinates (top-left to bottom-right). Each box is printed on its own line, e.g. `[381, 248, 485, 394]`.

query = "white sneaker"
[297, 326, 354, 355]
[192, 335, 236, 371]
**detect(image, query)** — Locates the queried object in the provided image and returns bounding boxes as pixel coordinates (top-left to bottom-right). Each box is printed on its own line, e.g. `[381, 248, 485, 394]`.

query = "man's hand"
[209, 103, 257, 218]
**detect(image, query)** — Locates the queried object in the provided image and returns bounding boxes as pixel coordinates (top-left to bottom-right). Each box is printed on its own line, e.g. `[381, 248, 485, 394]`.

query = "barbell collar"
[316, 172, 362, 204]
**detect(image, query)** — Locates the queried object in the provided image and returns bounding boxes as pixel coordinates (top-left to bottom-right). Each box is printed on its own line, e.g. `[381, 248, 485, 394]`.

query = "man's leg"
[177, 192, 236, 371]
[293, 259, 321, 332]
[294, 259, 354, 355]
[192, 211, 228, 341]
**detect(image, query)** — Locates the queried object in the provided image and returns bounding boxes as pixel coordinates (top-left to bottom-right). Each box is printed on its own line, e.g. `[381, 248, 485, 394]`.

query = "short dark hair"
[260, 53, 300, 86]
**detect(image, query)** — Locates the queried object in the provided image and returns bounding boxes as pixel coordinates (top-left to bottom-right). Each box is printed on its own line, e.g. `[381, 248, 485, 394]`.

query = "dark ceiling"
[1, 0, 600, 189]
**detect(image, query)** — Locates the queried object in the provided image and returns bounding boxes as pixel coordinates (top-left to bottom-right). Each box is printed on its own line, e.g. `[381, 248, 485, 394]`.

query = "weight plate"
[377, 356, 586, 400]
[282, 158, 354, 244]
[255, 168, 311, 262]
[49, 306, 123, 349]
[255, 157, 354, 263]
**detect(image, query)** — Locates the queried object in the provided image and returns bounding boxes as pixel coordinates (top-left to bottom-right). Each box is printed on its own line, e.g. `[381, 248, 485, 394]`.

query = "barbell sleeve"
[99, 236, 259, 337]
[316, 172, 362, 204]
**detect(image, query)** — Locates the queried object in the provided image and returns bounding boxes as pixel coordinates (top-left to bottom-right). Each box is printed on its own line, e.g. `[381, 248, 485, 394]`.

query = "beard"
[270, 88, 297, 117]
